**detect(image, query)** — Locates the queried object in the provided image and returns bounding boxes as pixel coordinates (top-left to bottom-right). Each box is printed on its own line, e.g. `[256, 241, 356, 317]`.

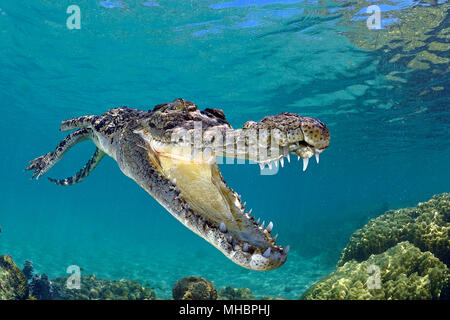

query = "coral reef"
[51, 275, 156, 300]
[338, 193, 450, 267]
[22, 260, 33, 281]
[217, 286, 254, 300]
[0, 255, 29, 300]
[300, 242, 449, 300]
[3, 193, 448, 300]
[29, 273, 63, 300]
[301, 194, 450, 300]
[172, 276, 217, 300]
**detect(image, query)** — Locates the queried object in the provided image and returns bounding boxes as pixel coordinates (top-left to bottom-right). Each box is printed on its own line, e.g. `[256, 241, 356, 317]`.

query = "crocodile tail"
[48, 148, 105, 186]
[60, 115, 97, 132]
[26, 128, 92, 180]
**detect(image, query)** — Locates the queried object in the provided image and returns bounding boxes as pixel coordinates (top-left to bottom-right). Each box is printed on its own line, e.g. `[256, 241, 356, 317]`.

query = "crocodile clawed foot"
[26, 152, 54, 180]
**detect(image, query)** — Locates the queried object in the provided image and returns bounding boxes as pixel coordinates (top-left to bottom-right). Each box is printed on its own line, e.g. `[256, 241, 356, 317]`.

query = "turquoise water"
[0, 0, 449, 299]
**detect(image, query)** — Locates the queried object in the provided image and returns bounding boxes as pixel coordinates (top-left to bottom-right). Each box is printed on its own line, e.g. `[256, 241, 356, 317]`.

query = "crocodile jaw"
[132, 107, 330, 271]
[138, 136, 287, 271]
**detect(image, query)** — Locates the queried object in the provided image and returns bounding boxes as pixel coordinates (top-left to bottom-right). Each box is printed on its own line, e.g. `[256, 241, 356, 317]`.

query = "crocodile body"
[26, 99, 330, 271]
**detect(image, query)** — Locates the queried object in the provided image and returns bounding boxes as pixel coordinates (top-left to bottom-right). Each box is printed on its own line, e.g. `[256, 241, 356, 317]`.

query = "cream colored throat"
[151, 144, 245, 232]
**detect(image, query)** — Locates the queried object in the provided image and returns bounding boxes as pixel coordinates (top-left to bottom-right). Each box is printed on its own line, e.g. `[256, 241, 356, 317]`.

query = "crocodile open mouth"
[135, 112, 329, 271]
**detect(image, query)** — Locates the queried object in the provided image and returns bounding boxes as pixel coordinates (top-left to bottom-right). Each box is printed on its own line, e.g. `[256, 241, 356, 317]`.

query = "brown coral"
[172, 276, 217, 300]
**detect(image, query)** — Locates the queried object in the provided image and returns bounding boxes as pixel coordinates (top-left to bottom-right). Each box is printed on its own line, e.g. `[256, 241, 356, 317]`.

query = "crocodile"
[26, 99, 330, 271]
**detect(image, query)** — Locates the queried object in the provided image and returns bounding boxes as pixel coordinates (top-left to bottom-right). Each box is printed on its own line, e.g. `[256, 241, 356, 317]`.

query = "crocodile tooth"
[259, 162, 265, 170]
[286, 154, 290, 163]
[268, 162, 272, 170]
[190, 148, 197, 160]
[302, 157, 309, 171]
[219, 221, 227, 233]
[273, 233, 278, 241]
[248, 209, 252, 216]
[315, 152, 320, 164]
[266, 221, 273, 232]
[263, 247, 271, 258]
[243, 201, 246, 208]
[280, 157, 284, 167]
[261, 221, 265, 229]
[284, 245, 290, 254]
[257, 218, 260, 224]
[274, 160, 278, 167]
[243, 243, 249, 252]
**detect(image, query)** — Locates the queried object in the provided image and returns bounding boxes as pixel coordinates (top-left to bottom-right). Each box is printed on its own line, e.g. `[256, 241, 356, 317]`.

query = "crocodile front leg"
[26, 128, 93, 179]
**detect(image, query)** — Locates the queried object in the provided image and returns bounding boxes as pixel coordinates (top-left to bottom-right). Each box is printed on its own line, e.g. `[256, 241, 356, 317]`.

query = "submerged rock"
[51, 275, 156, 300]
[300, 242, 449, 300]
[22, 260, 34, 281]
[338, 193, 450, 267]
[217, 286, 254, 300]
[0, 255, 29, 300]
[172, 276, 217, 300]
[29, 273, 63, 300]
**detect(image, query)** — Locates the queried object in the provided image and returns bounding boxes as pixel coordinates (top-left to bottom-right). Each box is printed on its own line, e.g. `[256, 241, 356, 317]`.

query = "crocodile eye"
[172, 100, 184, 110]
[243, 121, 256, 129]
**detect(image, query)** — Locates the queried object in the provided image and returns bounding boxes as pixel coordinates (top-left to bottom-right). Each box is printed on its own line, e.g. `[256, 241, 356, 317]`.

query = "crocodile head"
[133, 99, 330, 271]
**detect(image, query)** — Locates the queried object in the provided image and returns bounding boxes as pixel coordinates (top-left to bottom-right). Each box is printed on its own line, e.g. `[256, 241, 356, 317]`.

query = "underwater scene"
[0, 0, 449, 301]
